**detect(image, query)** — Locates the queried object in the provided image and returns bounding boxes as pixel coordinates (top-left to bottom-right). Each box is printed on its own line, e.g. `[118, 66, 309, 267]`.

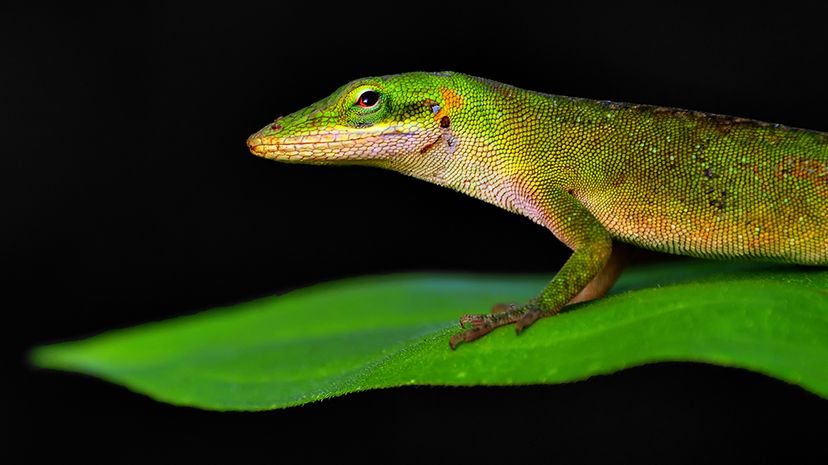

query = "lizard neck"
[387, 78, 568, 223]
[395, 130, 528, 214]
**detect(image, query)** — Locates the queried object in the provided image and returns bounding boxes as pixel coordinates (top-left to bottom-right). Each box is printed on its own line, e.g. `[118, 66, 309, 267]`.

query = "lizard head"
[246, 72, 463, 167]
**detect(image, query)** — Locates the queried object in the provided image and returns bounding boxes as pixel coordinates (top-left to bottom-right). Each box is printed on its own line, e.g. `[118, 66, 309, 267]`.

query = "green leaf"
[31, 260, 828, 410]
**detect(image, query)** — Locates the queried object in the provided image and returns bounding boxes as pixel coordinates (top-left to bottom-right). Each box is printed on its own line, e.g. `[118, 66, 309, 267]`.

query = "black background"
[4, 2, 828, 464]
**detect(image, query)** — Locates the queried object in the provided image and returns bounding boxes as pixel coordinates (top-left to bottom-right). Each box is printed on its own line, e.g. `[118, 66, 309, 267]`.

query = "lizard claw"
[449, 325, 496, 350]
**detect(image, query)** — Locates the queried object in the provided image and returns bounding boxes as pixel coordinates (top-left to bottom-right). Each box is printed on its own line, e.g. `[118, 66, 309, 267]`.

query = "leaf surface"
[32, 261, 828, 410]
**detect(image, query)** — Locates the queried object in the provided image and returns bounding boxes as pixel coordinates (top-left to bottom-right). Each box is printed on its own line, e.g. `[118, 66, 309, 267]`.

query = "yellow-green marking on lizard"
[247, 71, 828, 349]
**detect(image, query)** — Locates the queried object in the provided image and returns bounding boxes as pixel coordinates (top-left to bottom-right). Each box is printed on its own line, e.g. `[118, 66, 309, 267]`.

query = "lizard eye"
[356, 90, 381, 108]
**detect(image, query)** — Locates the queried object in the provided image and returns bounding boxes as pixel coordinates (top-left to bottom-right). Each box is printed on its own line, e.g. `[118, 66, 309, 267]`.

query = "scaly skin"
[247, 72, 828, 349]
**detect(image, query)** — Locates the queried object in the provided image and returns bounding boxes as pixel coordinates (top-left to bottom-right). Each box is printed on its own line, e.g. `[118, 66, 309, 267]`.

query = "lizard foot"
[457, 303, 519, 326]
[489, 302, 516, 314]
[450, 302, 542, 350]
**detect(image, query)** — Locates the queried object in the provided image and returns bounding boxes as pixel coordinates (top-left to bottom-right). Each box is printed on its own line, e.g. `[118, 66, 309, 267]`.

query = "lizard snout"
[246, 134, 265, 157]
[247, 116, 285, 157]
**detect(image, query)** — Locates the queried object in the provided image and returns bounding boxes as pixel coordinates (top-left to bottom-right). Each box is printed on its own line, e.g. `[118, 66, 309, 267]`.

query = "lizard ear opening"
[423, 99, 441, 115]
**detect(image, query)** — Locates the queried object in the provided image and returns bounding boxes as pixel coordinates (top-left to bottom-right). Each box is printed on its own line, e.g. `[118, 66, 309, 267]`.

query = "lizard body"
[247, 72, 828, 348]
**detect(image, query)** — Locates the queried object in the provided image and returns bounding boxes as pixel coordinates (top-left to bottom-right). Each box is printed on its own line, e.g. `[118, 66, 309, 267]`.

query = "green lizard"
[247, 72, 828, 349]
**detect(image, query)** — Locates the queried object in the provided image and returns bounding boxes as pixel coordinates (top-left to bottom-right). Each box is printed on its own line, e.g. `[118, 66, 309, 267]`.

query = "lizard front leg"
[567, 241, 625, 304]
[449, 188, 613, 349]
[489, 241, 624, 313]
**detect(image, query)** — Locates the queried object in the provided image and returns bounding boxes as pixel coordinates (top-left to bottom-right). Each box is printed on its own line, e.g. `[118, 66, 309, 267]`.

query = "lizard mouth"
[246, 128, 419, 161]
